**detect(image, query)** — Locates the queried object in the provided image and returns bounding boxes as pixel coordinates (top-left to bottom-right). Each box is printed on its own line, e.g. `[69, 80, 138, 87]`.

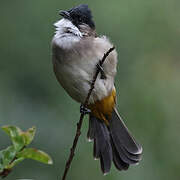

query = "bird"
[52, 4, 142, 175]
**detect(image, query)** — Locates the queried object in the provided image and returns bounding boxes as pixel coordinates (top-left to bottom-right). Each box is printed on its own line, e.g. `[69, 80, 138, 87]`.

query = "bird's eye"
[76, 15, 82, 22]
[65, 27, 72, 34]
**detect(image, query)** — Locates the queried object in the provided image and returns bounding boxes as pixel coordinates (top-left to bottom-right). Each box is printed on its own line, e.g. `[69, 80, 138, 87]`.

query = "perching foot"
[80, 104, 91, 115]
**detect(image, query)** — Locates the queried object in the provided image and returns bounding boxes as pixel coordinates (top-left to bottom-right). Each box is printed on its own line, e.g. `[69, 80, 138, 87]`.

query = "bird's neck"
[79, 24, 97, 37]
[53, 18, 96, 49]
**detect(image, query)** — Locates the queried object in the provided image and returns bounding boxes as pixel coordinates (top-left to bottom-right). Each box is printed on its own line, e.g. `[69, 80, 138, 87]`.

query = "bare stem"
[61, 46, 115, 180]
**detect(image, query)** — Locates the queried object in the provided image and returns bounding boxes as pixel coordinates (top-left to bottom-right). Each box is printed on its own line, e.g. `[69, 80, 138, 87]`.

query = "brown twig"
[61, 46, 115, 180]
[0, 168, 12, 178]
[0, 146, 26, 178]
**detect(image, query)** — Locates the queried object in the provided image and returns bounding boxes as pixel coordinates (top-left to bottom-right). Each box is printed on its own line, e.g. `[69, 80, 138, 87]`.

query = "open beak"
[59, 10, 71, 19]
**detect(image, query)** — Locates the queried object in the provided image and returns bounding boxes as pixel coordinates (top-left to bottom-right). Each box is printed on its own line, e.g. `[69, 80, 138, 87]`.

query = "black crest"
[60, 4, 95, 29]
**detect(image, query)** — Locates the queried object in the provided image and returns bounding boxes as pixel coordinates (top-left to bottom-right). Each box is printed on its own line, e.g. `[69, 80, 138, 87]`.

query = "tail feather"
[110, 135, 140, 164]
[93, 138, 100, 159]
[110, 108, 142, 155]
[121, 145, 142, 162]
[87, 109, 142, 174]
[89, 116, 112, 174]
[111, 137, 129, 171]
[87, 116, 96, 141]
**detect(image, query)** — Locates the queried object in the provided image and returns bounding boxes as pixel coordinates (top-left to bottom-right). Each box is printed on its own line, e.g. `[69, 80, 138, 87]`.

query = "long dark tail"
[87, 108, 142, 174]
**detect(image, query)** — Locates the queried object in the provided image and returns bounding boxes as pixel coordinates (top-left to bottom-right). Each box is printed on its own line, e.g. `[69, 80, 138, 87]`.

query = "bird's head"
[59, 4, 95, 30]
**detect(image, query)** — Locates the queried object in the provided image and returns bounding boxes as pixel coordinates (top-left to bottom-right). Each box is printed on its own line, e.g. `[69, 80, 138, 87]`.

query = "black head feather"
[60, 4, 95, 29]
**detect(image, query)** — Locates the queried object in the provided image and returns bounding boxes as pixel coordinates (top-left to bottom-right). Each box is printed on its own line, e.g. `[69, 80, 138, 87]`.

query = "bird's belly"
[54, 59, 114, 104]
[55, 62, 92, 103]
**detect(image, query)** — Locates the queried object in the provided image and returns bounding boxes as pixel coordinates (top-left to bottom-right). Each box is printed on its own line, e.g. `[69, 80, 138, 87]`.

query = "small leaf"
[6, 157, 25, 169]
[21, 126, 36, 146]
[0, 146, 16, 168]
[2, 126, 21, 138]
[1, 126, 25, 151]
[17, 148, 53, 165]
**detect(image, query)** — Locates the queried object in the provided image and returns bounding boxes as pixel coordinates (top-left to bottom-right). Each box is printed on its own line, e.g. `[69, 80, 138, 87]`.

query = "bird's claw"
[80, 104, 91, 115]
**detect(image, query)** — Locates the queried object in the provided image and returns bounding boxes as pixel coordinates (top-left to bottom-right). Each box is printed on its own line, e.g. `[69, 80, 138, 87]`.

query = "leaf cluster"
[0, 126, 53, 178]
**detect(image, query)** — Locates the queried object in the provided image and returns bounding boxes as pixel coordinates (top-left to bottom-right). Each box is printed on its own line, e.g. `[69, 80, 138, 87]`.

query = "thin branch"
[0, 169, 11, 178]
[61, 46, 115, 180]
[0, 145, 26, 178]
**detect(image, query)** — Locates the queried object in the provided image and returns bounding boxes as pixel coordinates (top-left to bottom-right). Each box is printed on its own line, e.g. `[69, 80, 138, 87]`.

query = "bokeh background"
[0, 0, 180, 180]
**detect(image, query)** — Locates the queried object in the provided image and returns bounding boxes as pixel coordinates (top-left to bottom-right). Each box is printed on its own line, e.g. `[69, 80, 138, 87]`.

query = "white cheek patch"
[54, 18, 82, 38]
[53, 18, 83, 49]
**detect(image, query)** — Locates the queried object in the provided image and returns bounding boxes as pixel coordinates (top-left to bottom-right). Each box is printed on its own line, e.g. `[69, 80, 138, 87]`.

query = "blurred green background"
[0, 0, 179, 179]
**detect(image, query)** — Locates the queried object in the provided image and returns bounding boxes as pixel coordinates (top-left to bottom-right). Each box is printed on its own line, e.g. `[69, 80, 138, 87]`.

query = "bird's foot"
[80, 104, 91, 115]
[96, 61, 106, 79]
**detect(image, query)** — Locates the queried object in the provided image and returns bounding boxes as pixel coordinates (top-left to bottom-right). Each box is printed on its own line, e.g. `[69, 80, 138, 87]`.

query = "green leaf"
[0, 146, 16, 169]
[1, 126, 25, 151]
[6, 157, 25, 169]
[17, 148, 53, 165]
[21, 126, 36, 146]
[2, 126, 21, 138]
